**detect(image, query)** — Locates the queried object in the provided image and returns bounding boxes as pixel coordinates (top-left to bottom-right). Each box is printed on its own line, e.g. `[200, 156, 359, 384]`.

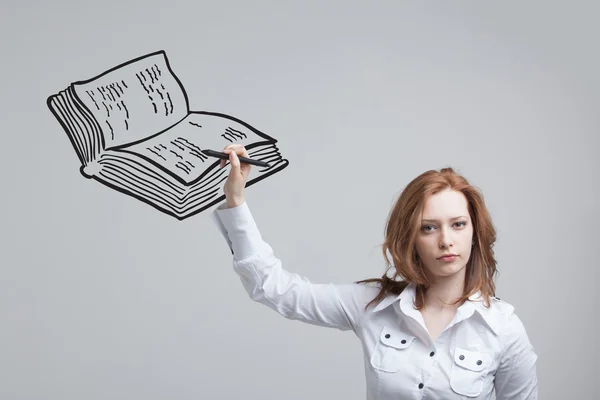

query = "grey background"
[2, 1, 598, 399]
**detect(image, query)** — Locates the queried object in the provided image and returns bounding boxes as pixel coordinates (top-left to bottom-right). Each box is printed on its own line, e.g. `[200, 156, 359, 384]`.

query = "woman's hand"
[221, 144, 251, 208]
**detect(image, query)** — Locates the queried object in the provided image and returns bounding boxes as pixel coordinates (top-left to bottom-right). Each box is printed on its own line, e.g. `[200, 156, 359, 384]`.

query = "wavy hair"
[356, 167, 498, 310]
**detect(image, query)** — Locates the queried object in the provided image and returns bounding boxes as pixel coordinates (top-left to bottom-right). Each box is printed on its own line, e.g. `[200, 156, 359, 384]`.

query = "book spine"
[47, 87, 105, 174]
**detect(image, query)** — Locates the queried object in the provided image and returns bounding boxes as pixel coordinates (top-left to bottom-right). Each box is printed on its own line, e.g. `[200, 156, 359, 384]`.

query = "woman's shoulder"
[488, 295, 515, 313]
[327, 280, 390, 313]
[475, 296, 533, 341]
[344, 280, 386, 301]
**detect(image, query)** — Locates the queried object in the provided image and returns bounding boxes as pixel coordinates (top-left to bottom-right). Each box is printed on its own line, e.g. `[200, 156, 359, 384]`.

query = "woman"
[211, 144, 538, 399]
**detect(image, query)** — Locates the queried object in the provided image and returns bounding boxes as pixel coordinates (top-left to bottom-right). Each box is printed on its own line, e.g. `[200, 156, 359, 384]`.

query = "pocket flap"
[453, 347, 488, 372]
[379, 326, 415, 349]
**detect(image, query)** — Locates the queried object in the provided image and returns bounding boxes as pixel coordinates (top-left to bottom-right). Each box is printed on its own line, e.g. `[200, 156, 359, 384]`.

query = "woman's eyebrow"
[421, 216, 469, 223]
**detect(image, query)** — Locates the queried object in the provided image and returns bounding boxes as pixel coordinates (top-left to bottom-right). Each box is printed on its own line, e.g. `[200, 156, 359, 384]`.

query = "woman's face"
[414, 189, 474, 281]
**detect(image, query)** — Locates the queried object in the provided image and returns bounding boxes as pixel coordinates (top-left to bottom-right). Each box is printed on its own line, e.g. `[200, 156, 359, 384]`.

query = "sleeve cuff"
[211, 201, 269, 260]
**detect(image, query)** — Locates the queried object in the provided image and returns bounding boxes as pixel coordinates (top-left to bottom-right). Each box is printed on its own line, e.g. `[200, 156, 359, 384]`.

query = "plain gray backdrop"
[2, 1, 598, 399]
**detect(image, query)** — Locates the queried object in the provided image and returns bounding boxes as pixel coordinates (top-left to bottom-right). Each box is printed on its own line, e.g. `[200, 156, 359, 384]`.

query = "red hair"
[357, 167, 498, 310]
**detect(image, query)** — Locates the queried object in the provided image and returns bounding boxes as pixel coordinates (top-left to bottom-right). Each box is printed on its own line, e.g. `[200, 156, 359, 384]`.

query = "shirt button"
[459, 355, 465, 360]
[418, 383, 424, 389]
[430, 351, 435, 357]
[385, 334, 390, 338]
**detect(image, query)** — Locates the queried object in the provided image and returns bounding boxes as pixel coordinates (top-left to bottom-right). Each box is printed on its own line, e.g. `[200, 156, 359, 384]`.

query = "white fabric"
[211, 201, 539, 399]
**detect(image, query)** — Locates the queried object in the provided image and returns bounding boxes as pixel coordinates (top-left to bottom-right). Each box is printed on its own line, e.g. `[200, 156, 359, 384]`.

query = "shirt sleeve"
[211, 201, 376, 333]
[494, 311, 539, 399]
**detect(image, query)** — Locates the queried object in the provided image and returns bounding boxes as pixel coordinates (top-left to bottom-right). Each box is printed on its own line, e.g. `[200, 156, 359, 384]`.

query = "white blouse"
[211, 201, 539, 399]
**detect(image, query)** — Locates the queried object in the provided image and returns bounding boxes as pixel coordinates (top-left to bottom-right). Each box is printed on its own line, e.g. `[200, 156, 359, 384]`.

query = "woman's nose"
[439, 229, 453, 248]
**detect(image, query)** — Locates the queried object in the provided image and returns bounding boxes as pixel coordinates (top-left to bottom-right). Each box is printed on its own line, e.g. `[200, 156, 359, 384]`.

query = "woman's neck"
[423, 273, 465, 312]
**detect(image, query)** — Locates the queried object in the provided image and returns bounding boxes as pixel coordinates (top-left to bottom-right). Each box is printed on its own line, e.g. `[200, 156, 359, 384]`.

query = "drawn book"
[47, 50, 288, 220]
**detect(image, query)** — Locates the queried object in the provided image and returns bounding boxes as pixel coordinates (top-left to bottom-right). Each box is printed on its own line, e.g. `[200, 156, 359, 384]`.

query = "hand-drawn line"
[173, 137, 205, 159]
[120, 100, 129, 119]
[166, 92, 173, 114]
[177, 137, 202, 152]
[170, 149, 183, 159]
[222, 127, 247, 142]
[102, 86, 115, 102]
[146, 68, 156, 84]
[105, 120, 114, 139]
[148, 96, 157, 113]
[46, 50, 289, 220]
[86, 91, 100, 110]
[147, 147, 166, 161]
[98, 87, 107, 101]
[170, 140, 185, 152]
[226, 127, 247, 139]
[108, 84, 121, 99]
[137, 74, 150, 94]
[175, 162, 191, 174]
[223, 129, 236, 141]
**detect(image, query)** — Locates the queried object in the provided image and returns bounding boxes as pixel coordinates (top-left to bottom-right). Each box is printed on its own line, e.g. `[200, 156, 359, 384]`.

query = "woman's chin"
[430, 264, 467, 279]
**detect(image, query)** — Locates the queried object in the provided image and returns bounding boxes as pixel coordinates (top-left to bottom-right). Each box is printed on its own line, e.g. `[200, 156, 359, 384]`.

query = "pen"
[201, 149, 271, 168]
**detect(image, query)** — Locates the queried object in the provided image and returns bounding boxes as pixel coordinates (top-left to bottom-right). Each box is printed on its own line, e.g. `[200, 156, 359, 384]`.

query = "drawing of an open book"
[46, 50, 288, 220]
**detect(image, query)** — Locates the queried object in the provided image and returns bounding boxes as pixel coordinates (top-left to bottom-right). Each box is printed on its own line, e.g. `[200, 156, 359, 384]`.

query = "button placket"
[430, 341, 442, 365]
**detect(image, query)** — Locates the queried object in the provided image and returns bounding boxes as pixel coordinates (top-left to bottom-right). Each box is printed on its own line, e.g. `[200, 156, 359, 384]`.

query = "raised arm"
[210, 144, 375, 333]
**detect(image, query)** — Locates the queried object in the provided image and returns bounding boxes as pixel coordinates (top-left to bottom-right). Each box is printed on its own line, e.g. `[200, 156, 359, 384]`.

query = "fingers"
[229, 149, 241, 173]
[220, 144, 249, 169]
[223, 143, 248, 157]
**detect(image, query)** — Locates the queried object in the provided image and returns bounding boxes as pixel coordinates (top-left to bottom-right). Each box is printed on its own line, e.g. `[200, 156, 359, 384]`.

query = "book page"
[117, 112, 272, 185]
[71, 52, 189, 149]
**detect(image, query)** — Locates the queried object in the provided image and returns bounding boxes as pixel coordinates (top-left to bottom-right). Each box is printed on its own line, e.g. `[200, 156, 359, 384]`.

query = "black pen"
[201, 149, 271, 168]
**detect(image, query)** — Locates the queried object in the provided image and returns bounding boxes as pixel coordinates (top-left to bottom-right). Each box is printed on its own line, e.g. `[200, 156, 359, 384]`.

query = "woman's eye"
[422, 222, 467, 232]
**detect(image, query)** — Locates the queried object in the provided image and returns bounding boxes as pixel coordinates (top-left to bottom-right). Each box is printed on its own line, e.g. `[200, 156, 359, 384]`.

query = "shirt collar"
[370, 282, 502, 335]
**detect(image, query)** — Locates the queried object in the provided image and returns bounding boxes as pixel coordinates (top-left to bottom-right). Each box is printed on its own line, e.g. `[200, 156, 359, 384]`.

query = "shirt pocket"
[450, 347, 491, 397]
[370, 326, 416, 373]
